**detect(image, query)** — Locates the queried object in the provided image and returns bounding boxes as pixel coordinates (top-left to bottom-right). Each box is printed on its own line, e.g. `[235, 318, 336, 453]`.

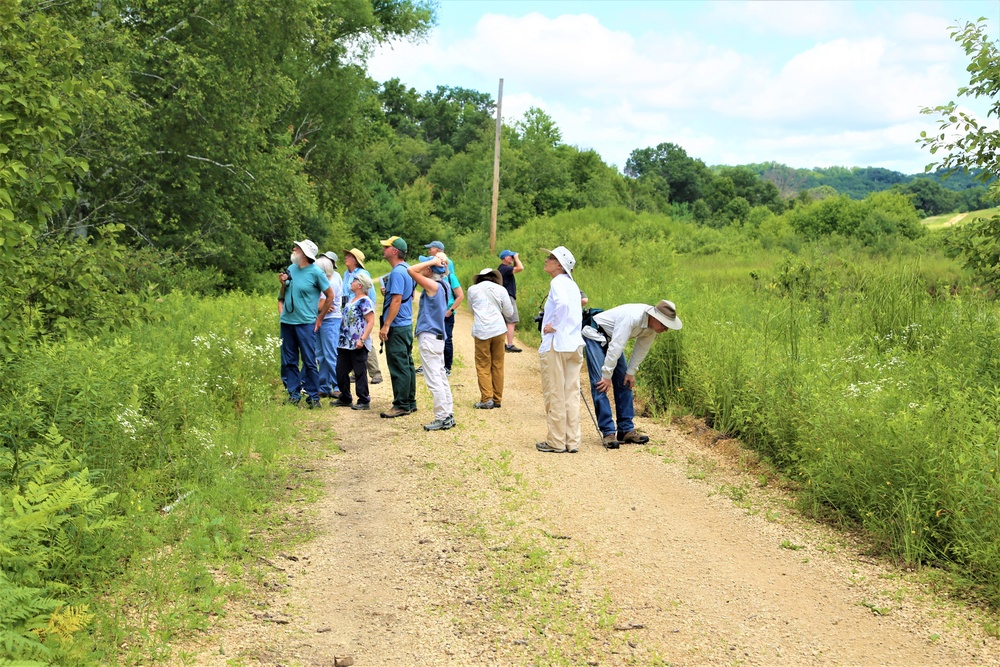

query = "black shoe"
[332, 400, 353, 408]
[371, 377, 383, 384]
[445, 368, 451, 376]
[351, 402, 370, 411]
[505, 344, 522, 353]
[408, 406, 418, 414]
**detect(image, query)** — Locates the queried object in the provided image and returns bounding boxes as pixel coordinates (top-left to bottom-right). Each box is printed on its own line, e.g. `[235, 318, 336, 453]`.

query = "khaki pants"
[474, 334, 506, 404]
[539, 347, 584, 452]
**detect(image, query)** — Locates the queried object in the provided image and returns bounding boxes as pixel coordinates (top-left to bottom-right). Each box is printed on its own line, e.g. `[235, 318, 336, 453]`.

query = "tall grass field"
[454, 206, 1000, 602]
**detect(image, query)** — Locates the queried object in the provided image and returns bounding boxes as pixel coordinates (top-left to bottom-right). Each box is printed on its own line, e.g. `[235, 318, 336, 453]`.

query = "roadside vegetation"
[6, 0, 1000, 662]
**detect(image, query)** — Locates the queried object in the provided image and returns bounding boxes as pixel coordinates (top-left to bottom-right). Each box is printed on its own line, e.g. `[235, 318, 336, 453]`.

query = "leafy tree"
[625, 142, 710, 204]
[919, 19, 1000, 198]
[892, 178, 960, 216]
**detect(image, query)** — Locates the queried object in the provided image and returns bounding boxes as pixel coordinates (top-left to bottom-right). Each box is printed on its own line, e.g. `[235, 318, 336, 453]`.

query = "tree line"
[3, 0, 997, 360]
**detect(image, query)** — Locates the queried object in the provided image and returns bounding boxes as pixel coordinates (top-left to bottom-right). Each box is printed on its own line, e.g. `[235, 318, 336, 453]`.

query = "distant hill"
[742, 162, 994, 200]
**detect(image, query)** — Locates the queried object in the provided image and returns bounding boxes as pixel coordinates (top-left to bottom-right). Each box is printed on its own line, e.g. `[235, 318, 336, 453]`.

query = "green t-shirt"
[280, 263, 330, 326]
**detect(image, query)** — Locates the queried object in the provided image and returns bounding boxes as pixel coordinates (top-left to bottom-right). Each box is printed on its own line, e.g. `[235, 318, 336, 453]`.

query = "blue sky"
[368, 0, 1000, 173]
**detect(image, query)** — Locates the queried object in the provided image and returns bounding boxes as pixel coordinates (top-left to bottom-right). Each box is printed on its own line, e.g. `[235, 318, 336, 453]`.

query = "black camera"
[533, 311, 544, 332]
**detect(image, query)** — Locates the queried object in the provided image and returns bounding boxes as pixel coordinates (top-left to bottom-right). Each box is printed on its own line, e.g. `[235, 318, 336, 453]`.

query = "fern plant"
[0, 425, 119, 663]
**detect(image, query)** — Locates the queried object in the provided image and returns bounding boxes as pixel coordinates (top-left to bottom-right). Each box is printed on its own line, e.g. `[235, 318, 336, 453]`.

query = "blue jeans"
[584, 337, 634, 436]
[317, 317, 341, 395]
[444, 312, 455, 371]
[280, 322, 320, 403]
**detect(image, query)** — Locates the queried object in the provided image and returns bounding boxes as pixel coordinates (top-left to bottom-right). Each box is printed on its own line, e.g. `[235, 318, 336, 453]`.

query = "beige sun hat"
[345, 247, 366, 269]
[473, 268, 502, 285]
[647, 300, 682, 330]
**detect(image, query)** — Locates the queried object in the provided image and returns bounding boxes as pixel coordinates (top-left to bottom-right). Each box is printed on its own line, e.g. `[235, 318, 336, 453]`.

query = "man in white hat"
[535, 246, 585, 454]
[278, 240, 334, 407]
[582, 300, 683, 448]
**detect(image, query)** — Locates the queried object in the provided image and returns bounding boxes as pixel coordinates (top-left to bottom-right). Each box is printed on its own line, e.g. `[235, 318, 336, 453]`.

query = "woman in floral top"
[334, 272, 376, 409]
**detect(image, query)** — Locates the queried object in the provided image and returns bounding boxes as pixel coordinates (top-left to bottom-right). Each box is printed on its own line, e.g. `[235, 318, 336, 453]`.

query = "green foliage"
[786, 191, 924, 243]
[0, 425, 118, 663]
[920, 19, 1000, 200]
[942, 213, 1000, 291]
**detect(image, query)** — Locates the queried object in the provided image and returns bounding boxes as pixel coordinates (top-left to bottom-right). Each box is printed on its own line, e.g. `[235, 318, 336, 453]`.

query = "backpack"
[581, 307, 604, 329]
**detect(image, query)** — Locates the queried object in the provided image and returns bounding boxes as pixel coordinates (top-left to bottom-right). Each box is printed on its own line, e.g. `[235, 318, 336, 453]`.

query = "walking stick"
[579, 387, 604, 447]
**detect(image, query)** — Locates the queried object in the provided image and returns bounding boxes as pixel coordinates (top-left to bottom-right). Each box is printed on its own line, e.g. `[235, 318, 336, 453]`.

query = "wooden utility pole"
[490, 78, 503, 255]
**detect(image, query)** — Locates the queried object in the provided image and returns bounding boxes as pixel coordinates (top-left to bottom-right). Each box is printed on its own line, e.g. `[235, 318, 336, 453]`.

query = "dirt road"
[180, 309, 1000, 666]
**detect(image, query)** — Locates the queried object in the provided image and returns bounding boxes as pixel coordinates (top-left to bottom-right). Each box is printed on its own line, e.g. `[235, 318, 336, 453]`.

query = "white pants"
[418, 332, 453, 419]
[539, 346, 583, 452]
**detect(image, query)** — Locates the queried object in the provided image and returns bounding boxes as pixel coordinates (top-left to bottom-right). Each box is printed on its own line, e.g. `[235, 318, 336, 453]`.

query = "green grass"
[923, 206, 1000, 231]
[0, 291, 312, 665]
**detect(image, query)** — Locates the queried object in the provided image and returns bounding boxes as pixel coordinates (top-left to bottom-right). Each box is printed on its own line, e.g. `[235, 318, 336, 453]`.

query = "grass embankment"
[923, 206, 1000, 231]
[454, 206, 1000, 605]
[1, 292, 312, 665]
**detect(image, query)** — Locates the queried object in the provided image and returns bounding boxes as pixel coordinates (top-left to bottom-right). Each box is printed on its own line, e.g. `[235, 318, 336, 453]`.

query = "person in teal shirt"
[279, 240, 333, 407]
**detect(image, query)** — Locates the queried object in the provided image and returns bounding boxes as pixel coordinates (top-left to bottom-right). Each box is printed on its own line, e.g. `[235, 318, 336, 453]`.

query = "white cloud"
[367, 3, 981, 172]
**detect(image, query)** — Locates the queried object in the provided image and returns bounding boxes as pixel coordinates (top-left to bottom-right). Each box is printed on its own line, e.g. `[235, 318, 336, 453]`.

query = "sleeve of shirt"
[386, 267, 403, 296]
[626, 330, 656, 376]
[316, 269, 330, 292]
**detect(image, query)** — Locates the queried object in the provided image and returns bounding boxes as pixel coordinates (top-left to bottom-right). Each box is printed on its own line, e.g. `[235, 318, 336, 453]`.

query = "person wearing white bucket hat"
[582, 300, 683, 448]
[278, 240, 334, 407]
[535, 246, 585, 454]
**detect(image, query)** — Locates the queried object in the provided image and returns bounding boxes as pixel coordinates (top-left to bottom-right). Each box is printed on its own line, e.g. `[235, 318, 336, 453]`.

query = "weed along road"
[180, 308, 1000, 666]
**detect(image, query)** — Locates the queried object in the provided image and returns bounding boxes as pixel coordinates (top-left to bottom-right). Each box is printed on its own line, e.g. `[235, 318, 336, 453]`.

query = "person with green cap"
[378, 236, 417, 418]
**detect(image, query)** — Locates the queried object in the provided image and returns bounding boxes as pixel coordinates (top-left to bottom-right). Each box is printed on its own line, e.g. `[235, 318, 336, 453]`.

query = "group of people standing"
[277, 236, 682, 450]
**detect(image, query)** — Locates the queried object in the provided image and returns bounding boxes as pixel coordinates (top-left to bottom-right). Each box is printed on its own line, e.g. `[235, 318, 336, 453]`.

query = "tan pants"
[539, 347, 584, 452]
[474, 334, 506, 403]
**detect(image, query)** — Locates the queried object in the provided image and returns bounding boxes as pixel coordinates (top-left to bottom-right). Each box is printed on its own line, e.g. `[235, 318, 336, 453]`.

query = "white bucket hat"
[541, 246, 576, 277]
[294, 239, 318, 261]
[647, 300, 682, 330]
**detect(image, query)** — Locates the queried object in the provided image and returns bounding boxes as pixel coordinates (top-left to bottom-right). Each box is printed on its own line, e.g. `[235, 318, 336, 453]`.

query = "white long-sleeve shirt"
[539, 274, 583, 353]
[582, 303, 657, 380]
[467, 281, 514, 340]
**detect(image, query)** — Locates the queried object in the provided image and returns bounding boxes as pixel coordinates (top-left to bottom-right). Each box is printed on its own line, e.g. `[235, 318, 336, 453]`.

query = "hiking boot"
[351, 402, 370, 411]
[408, 406, 418, 414]
[332, 400, 353, 408]
[474, 400, 494, 409]
[618, 430, 649, 444]
[331, 390, 342, 399]
[380, 407, 410, 419]
[442, 415, 455, 429]
[415, 366, 424, 375]
[491, 402, 501, 409]
[371, 376, 383, 384]
[305, 399, 320, 409]
[603, 433, 621, 449]
[505, 344, 522, 353]
[535, 441, 567, 453]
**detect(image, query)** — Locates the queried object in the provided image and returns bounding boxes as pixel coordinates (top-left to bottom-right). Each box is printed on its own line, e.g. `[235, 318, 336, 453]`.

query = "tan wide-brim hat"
[473, 268, 502, 285]
[647, 300, 682, 330]
[345, 247, 366, 269]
